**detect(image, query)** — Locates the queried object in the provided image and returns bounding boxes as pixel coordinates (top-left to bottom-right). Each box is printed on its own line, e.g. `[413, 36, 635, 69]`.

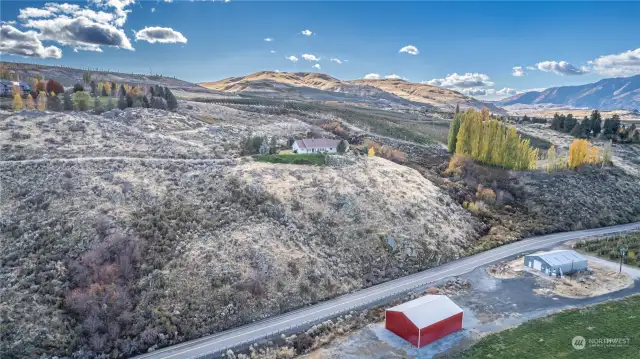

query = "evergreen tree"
[63, 91, 73, 111]
[590, 110, 601, 135]
[455, 103, 460, 114]
[142, 95, 150, 108]
[563, 114, 576, 133]
[337, 139, 348, 153]
[447, 114, 462, 153]
[118, 92, 127, 110]
[101, 84, 108, 96]
[119, 84, 127, 98]
[551, 113, 561, 130]
[269, 136, 278, 154]
[47, 93, 62, 112]
[570, 122, 582, 137]
[151, 97, 167, 110]
[165, 87, 178, 110]
[126, 93, 133, 108]
[90, 80, 97, 97]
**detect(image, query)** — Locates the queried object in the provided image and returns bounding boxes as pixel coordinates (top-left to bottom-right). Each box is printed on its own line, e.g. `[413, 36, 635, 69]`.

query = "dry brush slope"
[0, 108, 481, 358]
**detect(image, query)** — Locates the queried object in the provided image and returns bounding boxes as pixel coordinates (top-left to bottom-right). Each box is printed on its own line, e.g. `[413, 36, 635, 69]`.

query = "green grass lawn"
[456, 295, 640, 359]
[575, 232, 640, 268]
[254, 153, 326, 165]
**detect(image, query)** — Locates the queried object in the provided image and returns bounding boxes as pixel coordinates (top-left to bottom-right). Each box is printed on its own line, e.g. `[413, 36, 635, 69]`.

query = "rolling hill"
[201, 71, 506, 113]
[499, 75, 640, 111]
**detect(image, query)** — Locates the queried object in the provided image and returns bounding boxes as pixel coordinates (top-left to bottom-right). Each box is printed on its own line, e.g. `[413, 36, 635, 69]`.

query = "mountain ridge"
[200, 71, 506, 114]
[499, 75, 640, 111]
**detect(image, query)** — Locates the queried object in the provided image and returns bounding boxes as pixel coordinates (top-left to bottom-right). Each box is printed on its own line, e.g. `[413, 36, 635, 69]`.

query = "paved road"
[134, 221, 640, 359]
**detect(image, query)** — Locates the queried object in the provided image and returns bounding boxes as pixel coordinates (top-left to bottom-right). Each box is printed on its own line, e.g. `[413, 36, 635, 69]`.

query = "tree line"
[448, 108, 538, 170]
[551, 110, 639, 144]
[11, 73, 178, 113]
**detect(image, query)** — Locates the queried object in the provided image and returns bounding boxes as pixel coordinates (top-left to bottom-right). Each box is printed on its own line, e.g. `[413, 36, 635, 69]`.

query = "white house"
[292, 139, 343, 154]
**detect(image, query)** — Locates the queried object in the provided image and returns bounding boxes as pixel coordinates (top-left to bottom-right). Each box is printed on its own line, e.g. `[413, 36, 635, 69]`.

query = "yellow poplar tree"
[568, 139, 589, 169]
[546, 145, 557, 172]
[12, 87, 23, 110]
[368, 146, 375, 157]
[25, 94, 35, 110]
[37, 92, 47, 111]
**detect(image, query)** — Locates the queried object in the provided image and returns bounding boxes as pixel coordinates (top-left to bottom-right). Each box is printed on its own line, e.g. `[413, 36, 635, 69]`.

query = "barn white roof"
[387, 295, 463, 329]
[530, 250, 586, 266]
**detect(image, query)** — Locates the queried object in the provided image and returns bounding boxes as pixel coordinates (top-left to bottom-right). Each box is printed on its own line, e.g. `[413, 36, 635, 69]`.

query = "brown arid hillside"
[201, 71, 343, 92]
[351, 78, 505, 114]
[0, 107, 481, 358]
[200, 71, 505, 113]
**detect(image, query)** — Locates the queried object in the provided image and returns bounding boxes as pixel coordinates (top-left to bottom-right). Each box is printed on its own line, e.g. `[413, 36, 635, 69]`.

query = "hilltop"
[201, 71, 506, 113]
[499, 74, 640, 111]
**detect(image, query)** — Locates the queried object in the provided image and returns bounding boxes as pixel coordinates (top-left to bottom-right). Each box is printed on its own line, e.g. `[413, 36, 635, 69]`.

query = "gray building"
[524, 250, 587, 276]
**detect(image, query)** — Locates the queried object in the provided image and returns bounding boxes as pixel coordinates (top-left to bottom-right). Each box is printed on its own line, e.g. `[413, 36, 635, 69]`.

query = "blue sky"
[1, 1, 639, 99]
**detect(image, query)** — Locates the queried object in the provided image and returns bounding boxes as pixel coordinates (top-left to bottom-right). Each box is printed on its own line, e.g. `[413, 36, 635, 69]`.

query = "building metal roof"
[529, 250, 586, 266]
[387, 295, 463, 329]
[294, 138, 340, 149]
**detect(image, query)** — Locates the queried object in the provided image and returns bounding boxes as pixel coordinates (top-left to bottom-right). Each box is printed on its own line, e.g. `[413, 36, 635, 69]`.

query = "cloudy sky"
[1, 1, 639, 100]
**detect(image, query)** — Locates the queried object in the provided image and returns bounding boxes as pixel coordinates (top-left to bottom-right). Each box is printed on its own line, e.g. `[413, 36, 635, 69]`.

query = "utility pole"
[619, 245, 627, 273]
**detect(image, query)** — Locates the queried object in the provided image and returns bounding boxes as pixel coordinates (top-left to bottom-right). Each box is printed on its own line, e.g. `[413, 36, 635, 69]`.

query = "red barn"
[385, 295, 463, 348]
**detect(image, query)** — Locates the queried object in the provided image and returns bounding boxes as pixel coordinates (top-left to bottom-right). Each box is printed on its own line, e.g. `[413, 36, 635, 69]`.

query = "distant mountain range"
[200, 71, 506, 114]
[499, 75, 640, 111]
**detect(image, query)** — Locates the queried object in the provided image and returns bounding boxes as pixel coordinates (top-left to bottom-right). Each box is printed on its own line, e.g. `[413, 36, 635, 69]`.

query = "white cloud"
[24, 16, 133, 50]
[17, 7, 54, 20]
[135, 26, 187, 44]
[496, 87, 517, 96]
[425, 72, 494, 88]
[90, 0, 135, 27]
[526, 65, 537, 71]
[330, 58, 342, 64]
[399, 45, 419, 55]
[385, 74, 403, 80]
[588, 48, 640, 77]
[302, 53, 319, 61]
[270, 50, 276, 53]
[459, 88, 487, 96]
[312, 64, 321, 70]
[512, 66, 526, 77]
[151, 7, 156, 13]
[301, 29, 312, 36]
[0, 25, 62, 59]
[286, 55, 298, 63]
[535, 60, 587, 76]
[363, 73, 380, 79]
[264, 37, 273, 42]
[164, 0, 173, 2]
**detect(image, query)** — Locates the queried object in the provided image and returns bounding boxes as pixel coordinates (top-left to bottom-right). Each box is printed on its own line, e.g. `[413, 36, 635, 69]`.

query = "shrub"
[476, 184, 496, 204]
[46, 79, 64, 95]
[73, 83, 84, 93]
[12, 88, 23, 110]
[72, 91, 91, 111]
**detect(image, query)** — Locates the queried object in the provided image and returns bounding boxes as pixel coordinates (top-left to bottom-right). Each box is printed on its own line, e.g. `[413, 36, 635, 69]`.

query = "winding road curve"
[134, 221, 640, 359]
